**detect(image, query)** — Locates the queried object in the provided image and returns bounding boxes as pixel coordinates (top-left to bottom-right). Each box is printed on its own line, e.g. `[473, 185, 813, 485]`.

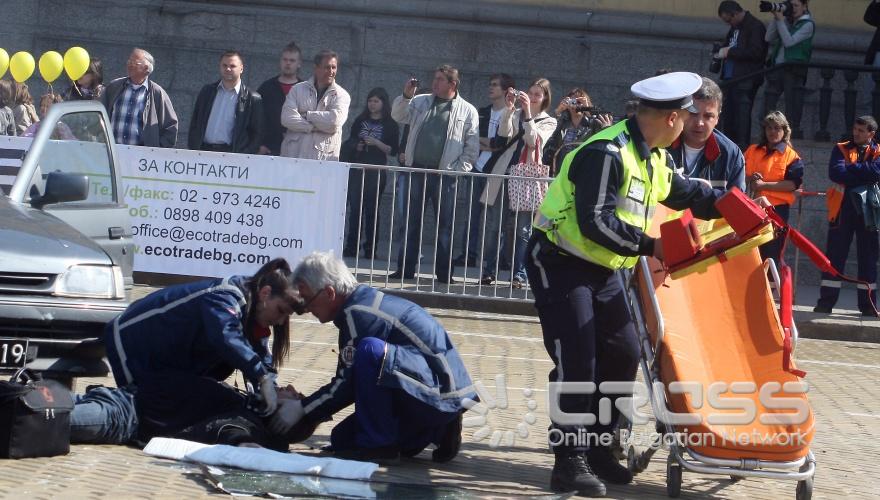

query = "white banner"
[118, 147, 347, 277]
[1, 136, 348, 277]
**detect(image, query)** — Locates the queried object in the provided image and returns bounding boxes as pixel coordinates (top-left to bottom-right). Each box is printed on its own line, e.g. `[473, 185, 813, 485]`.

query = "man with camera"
[390, 65, 480, 284]
[763, 0, 814, 138]
[715, 1, 768, 147]
[667, 77, 746, 191]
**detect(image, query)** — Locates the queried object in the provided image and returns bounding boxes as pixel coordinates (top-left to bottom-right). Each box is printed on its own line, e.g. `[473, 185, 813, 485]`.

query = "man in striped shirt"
[102, 48, 178, 147]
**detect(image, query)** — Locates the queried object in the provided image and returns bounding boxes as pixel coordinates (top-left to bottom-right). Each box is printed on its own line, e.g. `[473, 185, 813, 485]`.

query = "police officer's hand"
[260, 374, 279, 414]
[754, 196, 773, 208]
[269, 398, 305, 434]
[652, 238, 665, 263]
[595, 113, 614, 129]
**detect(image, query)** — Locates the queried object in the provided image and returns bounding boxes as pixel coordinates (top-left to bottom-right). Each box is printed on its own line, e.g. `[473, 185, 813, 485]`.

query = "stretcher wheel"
[666, 456, 682, 498]
[796, 476, 813, 500]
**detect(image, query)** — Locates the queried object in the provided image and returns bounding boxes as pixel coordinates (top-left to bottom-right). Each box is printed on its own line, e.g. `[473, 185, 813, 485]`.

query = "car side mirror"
[31, 171, 89, 209]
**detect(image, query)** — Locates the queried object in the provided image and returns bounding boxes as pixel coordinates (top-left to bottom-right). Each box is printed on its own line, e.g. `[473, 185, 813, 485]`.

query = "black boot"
[432, 412, 463, 463]
[550, 451, 606, 497]
[586, 446, 633, 484]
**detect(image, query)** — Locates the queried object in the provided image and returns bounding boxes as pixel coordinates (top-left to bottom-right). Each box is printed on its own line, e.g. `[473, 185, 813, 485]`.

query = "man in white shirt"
[188, 50, 263, 154]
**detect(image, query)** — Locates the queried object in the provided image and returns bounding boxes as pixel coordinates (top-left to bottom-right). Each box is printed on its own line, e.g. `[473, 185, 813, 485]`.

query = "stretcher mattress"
[636, 210, 815, 462]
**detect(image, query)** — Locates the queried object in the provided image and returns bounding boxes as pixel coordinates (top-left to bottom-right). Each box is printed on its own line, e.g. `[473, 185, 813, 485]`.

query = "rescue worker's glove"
[260, 373, 279, 415]
[269, 398, 305, 434]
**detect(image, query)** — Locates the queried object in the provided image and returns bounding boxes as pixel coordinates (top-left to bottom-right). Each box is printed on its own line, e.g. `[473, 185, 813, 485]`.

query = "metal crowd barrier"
[342, 163, 552, 302]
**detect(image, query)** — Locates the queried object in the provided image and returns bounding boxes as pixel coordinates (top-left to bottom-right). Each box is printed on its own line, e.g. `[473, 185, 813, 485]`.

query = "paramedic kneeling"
[526, 72, 725, 497]
[268, 251, 475, 464]
[91, 258, 299, 446]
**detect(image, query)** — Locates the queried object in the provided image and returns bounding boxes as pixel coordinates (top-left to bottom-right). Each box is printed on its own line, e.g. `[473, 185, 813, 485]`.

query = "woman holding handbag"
[498, 78, 557, 288]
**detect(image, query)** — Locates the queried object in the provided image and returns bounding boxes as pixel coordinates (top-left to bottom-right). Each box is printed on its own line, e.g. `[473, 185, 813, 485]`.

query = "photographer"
[763, 0, 814, 136]
[542, 88, 612, 175]
[715, 1, 767, 146]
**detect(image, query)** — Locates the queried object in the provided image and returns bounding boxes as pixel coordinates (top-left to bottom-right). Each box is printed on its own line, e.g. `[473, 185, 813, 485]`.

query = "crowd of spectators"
[3, 0, 878, 288]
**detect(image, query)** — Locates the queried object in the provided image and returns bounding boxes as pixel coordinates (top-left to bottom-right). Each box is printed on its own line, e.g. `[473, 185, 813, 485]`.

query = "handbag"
[0, 368, 74, 459]
[507, 136, 551, 211]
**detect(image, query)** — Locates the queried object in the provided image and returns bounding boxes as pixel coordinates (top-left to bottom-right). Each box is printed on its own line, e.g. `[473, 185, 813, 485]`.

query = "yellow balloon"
[9, 52, 35, 83]
[38, 51, 64, 83]
[63, 46, 90, 81]
[0, 49, 8, 79]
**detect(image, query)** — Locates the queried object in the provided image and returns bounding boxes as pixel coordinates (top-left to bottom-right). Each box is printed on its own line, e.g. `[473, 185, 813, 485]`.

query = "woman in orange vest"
[744, 111, 804, 265]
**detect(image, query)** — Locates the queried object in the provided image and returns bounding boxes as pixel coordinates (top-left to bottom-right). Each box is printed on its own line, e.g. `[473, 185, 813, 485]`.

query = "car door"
[9, 102, 134, 285]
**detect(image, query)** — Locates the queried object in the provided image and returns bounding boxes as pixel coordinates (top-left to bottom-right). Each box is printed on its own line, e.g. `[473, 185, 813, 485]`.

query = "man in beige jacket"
[280, 50, 351, 161]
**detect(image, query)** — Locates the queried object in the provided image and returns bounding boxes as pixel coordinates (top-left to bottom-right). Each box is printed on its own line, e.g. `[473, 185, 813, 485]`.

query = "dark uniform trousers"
[817, 197, 879, 312]
[525, 232, 640, 452]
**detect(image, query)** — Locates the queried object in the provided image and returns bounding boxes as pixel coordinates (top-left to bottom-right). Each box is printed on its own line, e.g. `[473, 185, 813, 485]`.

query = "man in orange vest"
[815, 116, 880, 316]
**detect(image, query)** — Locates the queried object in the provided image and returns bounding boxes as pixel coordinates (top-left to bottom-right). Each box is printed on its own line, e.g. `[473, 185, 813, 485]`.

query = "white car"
[0, 101, 133, 382]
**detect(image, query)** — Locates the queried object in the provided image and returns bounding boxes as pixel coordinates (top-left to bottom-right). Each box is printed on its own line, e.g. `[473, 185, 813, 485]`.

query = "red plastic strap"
[782, 330, 806, 378]
[778, 264, 805, 377]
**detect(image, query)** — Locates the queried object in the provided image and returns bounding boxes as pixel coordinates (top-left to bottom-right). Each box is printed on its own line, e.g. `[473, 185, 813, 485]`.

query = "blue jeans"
[70, 385, 139, 445]
[330, 337, 457, 451]
[455, 175, 487, 262]
[508, 210, 533, 282]
[481, 202, 510, 276]
[396, 171, 457, 280]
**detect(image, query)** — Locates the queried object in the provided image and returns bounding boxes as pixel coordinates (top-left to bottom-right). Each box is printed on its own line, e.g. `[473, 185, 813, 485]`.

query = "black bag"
[0, 369, 74, 459]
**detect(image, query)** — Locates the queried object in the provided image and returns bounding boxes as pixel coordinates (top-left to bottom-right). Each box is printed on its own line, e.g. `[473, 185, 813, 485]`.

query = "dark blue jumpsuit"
[103, 276, 273, 441]
[817, 140, 880, 314]
[299, 285, 476, 451]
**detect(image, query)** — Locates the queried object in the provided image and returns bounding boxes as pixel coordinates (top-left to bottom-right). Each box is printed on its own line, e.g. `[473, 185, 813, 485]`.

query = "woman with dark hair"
[0, 80, 17, 136]
[342, 87, 400, 259]
[542, 87, 612, 175]
[744, 110, 804, 265]
[64, 58, 104, 101]
[71, 258, 303, 448]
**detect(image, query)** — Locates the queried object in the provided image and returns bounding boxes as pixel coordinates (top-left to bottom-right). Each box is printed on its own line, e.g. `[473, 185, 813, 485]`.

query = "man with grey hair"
[102, 47, 178, 147]
[269, 251, 475, 463]
[666, 77, 745, 191]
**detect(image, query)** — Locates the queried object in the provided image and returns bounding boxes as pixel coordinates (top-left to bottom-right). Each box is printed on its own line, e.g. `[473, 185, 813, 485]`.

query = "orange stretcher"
[624, 191, 817, 499]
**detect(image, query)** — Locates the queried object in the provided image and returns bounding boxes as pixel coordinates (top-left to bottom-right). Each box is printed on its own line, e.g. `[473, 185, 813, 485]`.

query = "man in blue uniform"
[270, 252, 475, 463]
[527, 72, 726, 496]
[815, 116, 880, 316]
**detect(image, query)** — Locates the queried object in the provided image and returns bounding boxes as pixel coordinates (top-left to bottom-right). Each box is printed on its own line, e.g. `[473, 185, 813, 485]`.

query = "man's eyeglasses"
[292, 287, 326, 314]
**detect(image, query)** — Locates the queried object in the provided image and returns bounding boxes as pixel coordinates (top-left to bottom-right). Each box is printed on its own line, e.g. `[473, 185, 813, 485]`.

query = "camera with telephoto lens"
[710, 42, 723, 74]
[759, 1, 792, 15]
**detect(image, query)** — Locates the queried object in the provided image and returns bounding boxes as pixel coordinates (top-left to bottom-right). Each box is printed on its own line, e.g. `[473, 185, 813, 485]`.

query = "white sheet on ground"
[143, 437, 379, 480]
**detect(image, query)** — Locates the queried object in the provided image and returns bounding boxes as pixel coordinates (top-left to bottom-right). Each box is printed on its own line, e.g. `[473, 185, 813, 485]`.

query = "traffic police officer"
[815, 115, 880, 316]
[526, 72, 725, 497]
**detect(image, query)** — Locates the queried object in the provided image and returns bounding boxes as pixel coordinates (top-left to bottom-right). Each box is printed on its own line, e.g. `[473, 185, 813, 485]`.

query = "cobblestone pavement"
[1, 300, 878, 499]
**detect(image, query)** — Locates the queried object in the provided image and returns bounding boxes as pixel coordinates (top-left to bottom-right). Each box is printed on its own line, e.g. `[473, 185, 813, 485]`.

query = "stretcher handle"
[638, 257, 666, 358]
